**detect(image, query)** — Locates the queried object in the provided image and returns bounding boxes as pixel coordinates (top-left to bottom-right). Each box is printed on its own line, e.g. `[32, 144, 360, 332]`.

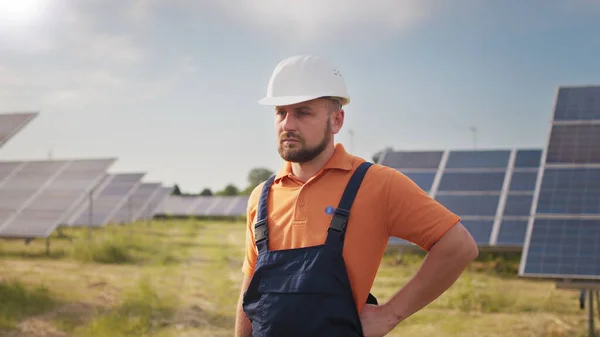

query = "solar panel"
[205, 196, 233, 216]
[380, 151, 443, 169]
[553, 86, 600, 121]
[435, 195, 501, 217]
[496, 220, 529, 247]
[159, 195, 199, 216]
[461, 219, 495, 244]
[514, 150, 542, 168]
[109, 182, 161, 224]
[65, 173, 145, 227]
[0, 158, 115, 238]
[0, 162, 26, 186]
[437, 172, 506, 191]
[445, 150, 510, 169]
[509, 171, 538, 191]
[227, 196, 249, 216]
[520, 85, 600, 281]
[0, 160, 71, 228]
[139, 186, 171, 220]
[401, 171, 436, 192]
[0, 112, 38, 148]
[189, 196, 215, 215]
[545, 125, 600, 164]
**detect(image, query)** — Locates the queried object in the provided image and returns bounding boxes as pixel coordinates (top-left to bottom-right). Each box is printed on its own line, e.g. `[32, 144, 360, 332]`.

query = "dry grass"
[0, 218, 597, 337]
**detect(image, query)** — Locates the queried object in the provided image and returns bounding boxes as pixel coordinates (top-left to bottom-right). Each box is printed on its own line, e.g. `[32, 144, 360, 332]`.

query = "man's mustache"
[279, 133, 303, 142]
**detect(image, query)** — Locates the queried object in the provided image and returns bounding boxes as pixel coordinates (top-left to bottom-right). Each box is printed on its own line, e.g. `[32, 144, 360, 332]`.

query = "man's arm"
[360, 222, 478, 335]
[235, 275, 253, 337]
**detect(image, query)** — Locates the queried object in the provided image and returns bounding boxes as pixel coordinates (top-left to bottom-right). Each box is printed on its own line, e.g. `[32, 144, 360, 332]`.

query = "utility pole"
[469, 126, 478, 149]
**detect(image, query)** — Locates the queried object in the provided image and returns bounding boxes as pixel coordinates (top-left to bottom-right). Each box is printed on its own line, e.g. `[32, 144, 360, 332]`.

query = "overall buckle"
[328, 208, 349, 232]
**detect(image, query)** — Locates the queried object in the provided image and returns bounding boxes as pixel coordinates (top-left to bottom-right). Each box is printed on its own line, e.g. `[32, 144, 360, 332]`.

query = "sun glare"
[0, 0, 47, 26]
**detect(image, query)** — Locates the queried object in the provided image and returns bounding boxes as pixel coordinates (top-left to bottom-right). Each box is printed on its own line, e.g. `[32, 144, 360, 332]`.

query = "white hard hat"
[258, 55, 350, 107]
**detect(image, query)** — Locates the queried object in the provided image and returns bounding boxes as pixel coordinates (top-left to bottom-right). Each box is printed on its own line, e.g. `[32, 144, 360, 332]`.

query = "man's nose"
[280, 113, 297, 131]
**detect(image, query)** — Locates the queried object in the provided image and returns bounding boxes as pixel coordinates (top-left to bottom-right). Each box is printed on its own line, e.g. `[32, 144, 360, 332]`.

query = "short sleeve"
[386, 170, 460, 251]
[241, 184, 261, 277]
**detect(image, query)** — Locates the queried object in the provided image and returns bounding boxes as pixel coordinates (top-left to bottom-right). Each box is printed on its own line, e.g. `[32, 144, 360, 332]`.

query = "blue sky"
[1, 0, 599, 193]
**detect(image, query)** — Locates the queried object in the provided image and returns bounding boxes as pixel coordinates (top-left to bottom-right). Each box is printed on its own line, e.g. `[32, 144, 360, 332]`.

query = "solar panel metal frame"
[0, 112, 38, 148]
[64, 172, 145, 227]
[0, 158, 116, 238]
[519, 85, 600, 281]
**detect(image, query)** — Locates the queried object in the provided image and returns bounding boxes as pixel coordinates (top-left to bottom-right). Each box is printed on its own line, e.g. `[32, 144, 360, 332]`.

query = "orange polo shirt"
[242, 143, 460, 312]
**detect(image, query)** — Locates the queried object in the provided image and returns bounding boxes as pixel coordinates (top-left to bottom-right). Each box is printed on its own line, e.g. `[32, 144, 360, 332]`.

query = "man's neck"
[290, 144, 336, 183]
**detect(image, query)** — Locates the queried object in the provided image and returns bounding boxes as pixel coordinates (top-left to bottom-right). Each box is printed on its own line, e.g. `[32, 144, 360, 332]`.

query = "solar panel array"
[382, 148, 543, 250]
[520, 85, 600, 281]
[0, 112, 173, 239]
[0, 112, 37, 148]
[0, 159, 115, 237]
[156, 195, 249, 217]
[65, 173, 145, 227]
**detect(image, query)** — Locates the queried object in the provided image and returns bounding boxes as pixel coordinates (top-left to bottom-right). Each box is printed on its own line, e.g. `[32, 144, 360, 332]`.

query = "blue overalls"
[242, 162, 376, 337]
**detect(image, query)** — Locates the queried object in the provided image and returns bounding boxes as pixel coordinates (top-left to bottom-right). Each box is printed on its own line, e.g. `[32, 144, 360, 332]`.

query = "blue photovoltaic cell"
[553, 86, 600, 121]
[382, 151, 443, 169]
[536, 168, 600, 215]
[402, 171, 436, 192]
[522, 219, 600, 277]
[445, 150, 510, 169]
[545, 125, 600, 164]
[435, 195, 500, 216]
[514, 150, 542, 168]
[509, 172, 538, 191]
[438, 172, 505, 192]
[503, 194, 533, 216]
[496, 220, 528, 246]
[461, 219, 494, 245]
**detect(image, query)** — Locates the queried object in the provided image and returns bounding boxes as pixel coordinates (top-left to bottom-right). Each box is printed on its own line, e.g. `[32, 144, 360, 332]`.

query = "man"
[234, 55, 478, 337]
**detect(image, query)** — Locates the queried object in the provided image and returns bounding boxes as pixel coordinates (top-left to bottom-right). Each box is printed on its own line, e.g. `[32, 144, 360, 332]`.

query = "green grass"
[0, 218, 598, 337]
[0, 279, 58, 330]
[72, 276, 177, 337]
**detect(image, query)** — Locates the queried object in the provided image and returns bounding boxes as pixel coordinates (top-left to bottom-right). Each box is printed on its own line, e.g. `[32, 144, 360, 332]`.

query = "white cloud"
[209, 0, 438, 41]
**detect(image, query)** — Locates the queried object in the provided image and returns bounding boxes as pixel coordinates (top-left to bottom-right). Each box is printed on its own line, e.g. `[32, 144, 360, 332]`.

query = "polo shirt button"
[299, 201, 305, 207]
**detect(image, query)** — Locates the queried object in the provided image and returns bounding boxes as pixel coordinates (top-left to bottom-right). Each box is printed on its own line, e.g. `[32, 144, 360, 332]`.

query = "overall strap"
[325, 162, 372, 249]
[255, 175, 276, 254]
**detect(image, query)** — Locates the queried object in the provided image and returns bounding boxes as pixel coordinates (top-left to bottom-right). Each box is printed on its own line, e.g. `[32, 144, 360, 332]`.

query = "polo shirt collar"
[275, 143, 353, 182]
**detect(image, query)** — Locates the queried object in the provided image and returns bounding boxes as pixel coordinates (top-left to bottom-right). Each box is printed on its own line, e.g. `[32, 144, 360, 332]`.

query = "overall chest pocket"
[257, 272, 363, 337]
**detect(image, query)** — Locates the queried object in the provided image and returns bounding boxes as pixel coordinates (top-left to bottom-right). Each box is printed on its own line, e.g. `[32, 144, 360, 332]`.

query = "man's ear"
[331, 109, 344, 134]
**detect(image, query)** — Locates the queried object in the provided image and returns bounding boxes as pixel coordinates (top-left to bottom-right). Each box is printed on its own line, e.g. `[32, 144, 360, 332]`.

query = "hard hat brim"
[257, 95, 350, 107]
[257, 95, 324, 106]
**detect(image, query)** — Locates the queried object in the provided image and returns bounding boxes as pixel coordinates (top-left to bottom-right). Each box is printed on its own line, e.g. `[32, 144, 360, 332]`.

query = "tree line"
[171, 167, 274, 197]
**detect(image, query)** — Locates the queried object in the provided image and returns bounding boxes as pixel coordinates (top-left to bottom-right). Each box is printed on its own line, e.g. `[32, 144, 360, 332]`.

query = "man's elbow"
[463, 234, 479, 262]
[456, 223, 479, 262]
[433, 221, 479, 262]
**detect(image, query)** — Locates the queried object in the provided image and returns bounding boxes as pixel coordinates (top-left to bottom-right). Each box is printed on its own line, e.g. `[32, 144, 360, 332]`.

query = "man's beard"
[278, 120, 331, 163]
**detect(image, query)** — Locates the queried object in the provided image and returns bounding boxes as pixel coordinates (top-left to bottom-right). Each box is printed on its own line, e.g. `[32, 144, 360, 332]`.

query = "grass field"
[0, 218, 598, 337]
